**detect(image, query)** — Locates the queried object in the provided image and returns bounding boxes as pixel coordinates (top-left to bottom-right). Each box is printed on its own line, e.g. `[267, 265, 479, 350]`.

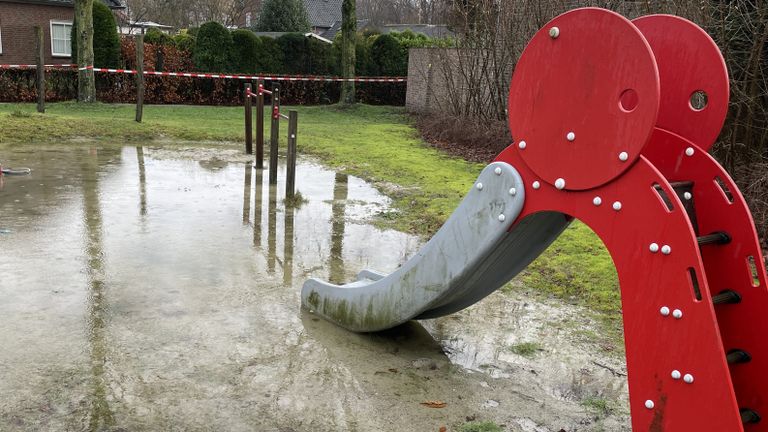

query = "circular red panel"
[633, 15, 729, 151]
[508, 8, 660, 190]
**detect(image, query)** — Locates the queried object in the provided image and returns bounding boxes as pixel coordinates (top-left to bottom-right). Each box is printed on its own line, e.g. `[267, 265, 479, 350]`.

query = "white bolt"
[549, 26, 560, 39]
[684, 192, 692, 200]
[291, 134, 296, 139]
[518, 140, 527, 149]
[566, 132, 576, 142]
[671, 370, 681, 380]
[645, 400, 655, 409]
[494, 167, 502, 175]
[650, 243, 660, 253]
[476, 182, 484, 191]
[509, 188, 517, 196]
[498, 214, 506, 222]
[685, 147, 695, 157]
[673, 309, 683, 319]
[593, 196, 602, 206]
[660, 306, 670, 316]
[683, 374, 694, 384]
[555, 178, 566, 190]
[532, 181, 541, 190]
[613, 201, 622, 211]
[661, 245, 671, 255]
[619, 151, 629, 162]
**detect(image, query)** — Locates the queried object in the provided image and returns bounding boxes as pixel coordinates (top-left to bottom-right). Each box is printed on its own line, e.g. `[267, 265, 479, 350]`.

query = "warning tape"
[0, 64, 75, 69]
[78, 66, 406, 82]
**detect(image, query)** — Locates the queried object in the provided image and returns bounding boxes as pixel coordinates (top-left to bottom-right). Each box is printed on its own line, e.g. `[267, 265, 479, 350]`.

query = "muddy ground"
[0, 145, 629, 431]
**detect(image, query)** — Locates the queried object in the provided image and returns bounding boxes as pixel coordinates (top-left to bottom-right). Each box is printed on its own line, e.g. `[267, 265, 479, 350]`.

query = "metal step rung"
[713, 290, 742, 305]
[741, 409, 762, 424]
[698, 231, 732, 246]
[727, 349, 752, 364]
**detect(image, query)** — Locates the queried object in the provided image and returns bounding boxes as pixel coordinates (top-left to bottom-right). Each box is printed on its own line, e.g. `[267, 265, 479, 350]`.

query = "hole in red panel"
[652, 183, 674, 212]
[619, 89, 639, 112]
[714, 177, 734, 203]
[688, 268, 702, 301]
[748, 256, 760, 287]
[690, 90, 708, 111]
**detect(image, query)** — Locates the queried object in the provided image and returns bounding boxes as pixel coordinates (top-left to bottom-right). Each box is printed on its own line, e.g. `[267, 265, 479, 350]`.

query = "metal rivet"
[555, 178, 566, 190]
[685, 147, 695, 157]
[683, 374, 694, 384]
[549, 26, 560, 39]
[509, 188, 517, 196]
[619, 151, 629, 162]
[532, 181, 541, 190]
[673, 309, 683, 319]
[645, 400, 655, 409]
[671, 370, 681, 380]
[661, 245, 671, 255]
[498, 214, 506, 222]
[291, 134, 296, 139]
[660, 306, 670, 316]
[476, 183, 483, 191]
[518, 141, 527, 149]
[649, 243, 659, 253]
[612, 201, 622, 211]
[593, 197, 602, 206]
[684, 192, 692, 200]
[494, 167, 502, 175]
[566, 132, 576, 142]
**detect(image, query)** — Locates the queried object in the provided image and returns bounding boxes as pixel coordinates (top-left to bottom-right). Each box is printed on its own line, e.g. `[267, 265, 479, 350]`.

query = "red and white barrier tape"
[78, 66, 406, 82]
[0, 64, 75, 69]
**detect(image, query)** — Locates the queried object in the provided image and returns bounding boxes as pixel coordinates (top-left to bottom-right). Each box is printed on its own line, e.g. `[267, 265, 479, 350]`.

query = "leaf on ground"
[420, 400, 447, 408]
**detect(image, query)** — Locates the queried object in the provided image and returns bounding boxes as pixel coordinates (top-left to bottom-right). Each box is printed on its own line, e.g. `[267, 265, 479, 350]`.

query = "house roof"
[304, 0, 341, 30]
[0, 0, 126, 9]
[320, 19, 368, 41]
[253, 31, 332, 44]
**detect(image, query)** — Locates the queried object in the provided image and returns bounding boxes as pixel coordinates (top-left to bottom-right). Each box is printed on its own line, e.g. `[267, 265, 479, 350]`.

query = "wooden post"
[135, 34, 144, 123]
[244, 83, 253, 155]
[35, 26, 45, 113]
[286, 110, 298, 200]
[256, 80, 265, 169]
[268, 87, 280, 185]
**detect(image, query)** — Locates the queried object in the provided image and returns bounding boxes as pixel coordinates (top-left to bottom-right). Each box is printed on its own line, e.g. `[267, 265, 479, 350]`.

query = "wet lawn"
[0, 102, 621, 346]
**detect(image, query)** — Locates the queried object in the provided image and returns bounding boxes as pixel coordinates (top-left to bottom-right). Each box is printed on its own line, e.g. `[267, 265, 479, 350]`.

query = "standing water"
[0, 145, 629, 431]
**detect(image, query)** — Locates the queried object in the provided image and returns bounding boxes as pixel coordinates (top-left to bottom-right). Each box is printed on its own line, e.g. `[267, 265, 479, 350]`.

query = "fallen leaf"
[420, 400, 447, 408]
[439, 427, 447, 432]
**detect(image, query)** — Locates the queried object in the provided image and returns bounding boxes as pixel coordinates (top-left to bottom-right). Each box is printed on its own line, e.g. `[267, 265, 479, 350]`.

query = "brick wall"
[0, 2, 74, 65]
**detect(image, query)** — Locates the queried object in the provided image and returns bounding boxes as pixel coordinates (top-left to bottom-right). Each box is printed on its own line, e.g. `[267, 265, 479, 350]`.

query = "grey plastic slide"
[301, 162, 571, 332]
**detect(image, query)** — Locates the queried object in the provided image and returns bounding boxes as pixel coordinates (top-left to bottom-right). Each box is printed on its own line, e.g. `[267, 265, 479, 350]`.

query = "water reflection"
[136, 146, 148, 217]
[253, 167, 263, 247]
[283, 204, 295, 286]
[80, 148, 115, 430]
[242, 162, 252, 224]
[329, 173, 348, 284]
[267, 184, 278, 274]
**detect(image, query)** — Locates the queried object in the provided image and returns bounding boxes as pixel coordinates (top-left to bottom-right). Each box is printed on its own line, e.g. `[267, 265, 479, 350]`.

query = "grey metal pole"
[286, 110, 298, 200]
[268, 87, 280, 185]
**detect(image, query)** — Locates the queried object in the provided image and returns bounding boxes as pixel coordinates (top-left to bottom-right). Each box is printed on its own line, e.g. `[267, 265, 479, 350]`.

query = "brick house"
[0, 0, 126, 65]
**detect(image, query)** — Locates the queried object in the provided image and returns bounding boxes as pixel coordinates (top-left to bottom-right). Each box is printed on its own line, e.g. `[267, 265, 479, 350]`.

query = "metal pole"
[35, 26, 45, 113]
[286, 110, 298, 200]
[244, 83, 253, 155]
[256, 80, 265, 169]
[135, 34, 144, 123]
[268, 87, 280, 185]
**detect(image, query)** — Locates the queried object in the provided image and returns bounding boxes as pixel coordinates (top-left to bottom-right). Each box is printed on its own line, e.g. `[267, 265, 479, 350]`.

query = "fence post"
[35, 26, 45, 113]
[256, 80, 265, 169]
[268, 87, 280, 185]
[135, 34, 144, 123]
[244, 83, 253, 155]
[286, 110, 298, 200]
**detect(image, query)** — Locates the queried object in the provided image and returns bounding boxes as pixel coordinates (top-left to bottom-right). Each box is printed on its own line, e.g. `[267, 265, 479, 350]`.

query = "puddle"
[0, 144, 629, 431]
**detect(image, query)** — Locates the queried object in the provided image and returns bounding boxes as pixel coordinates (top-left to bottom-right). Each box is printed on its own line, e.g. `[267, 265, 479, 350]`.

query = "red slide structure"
[499, 8, 767, 431]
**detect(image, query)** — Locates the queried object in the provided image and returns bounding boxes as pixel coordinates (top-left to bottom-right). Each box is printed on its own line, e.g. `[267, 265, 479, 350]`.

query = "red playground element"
[498, 8, 767, 431]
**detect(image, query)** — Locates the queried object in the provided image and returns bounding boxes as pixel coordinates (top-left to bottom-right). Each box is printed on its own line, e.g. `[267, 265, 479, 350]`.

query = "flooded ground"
[0, 144, 629, 431]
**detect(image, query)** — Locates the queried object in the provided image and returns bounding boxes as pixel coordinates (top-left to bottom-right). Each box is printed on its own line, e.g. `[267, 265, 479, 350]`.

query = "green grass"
[508, 342, 543, 357]
[582, 397, 615, 417]
[0, 102, 621, 343]
[459, 421, 503, 432]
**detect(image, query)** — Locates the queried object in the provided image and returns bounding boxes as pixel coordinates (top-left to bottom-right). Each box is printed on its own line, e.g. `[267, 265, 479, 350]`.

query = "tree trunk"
[340, 0, 356, 105]
[75, 0, 95, 103]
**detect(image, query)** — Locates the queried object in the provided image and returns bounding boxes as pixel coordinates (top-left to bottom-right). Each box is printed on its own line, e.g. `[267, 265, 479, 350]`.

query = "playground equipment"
[301, 8, 768, 431]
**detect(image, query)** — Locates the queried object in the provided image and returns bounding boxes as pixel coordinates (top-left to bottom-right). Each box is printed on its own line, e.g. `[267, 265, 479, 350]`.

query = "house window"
[0, 23, 3, 54]
[246, 13, 252, 27]
[50, 21, 73, 57]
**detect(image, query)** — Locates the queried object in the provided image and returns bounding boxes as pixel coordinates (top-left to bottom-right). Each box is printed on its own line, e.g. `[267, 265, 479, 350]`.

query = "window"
[0, 23, 3, 54]
[50, 21, 73, 57]
[245, 12, 252, 28]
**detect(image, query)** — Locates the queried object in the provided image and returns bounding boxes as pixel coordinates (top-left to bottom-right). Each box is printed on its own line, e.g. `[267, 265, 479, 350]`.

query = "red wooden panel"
[633, 15, 730, 151]
[508, 8, 659, 190]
